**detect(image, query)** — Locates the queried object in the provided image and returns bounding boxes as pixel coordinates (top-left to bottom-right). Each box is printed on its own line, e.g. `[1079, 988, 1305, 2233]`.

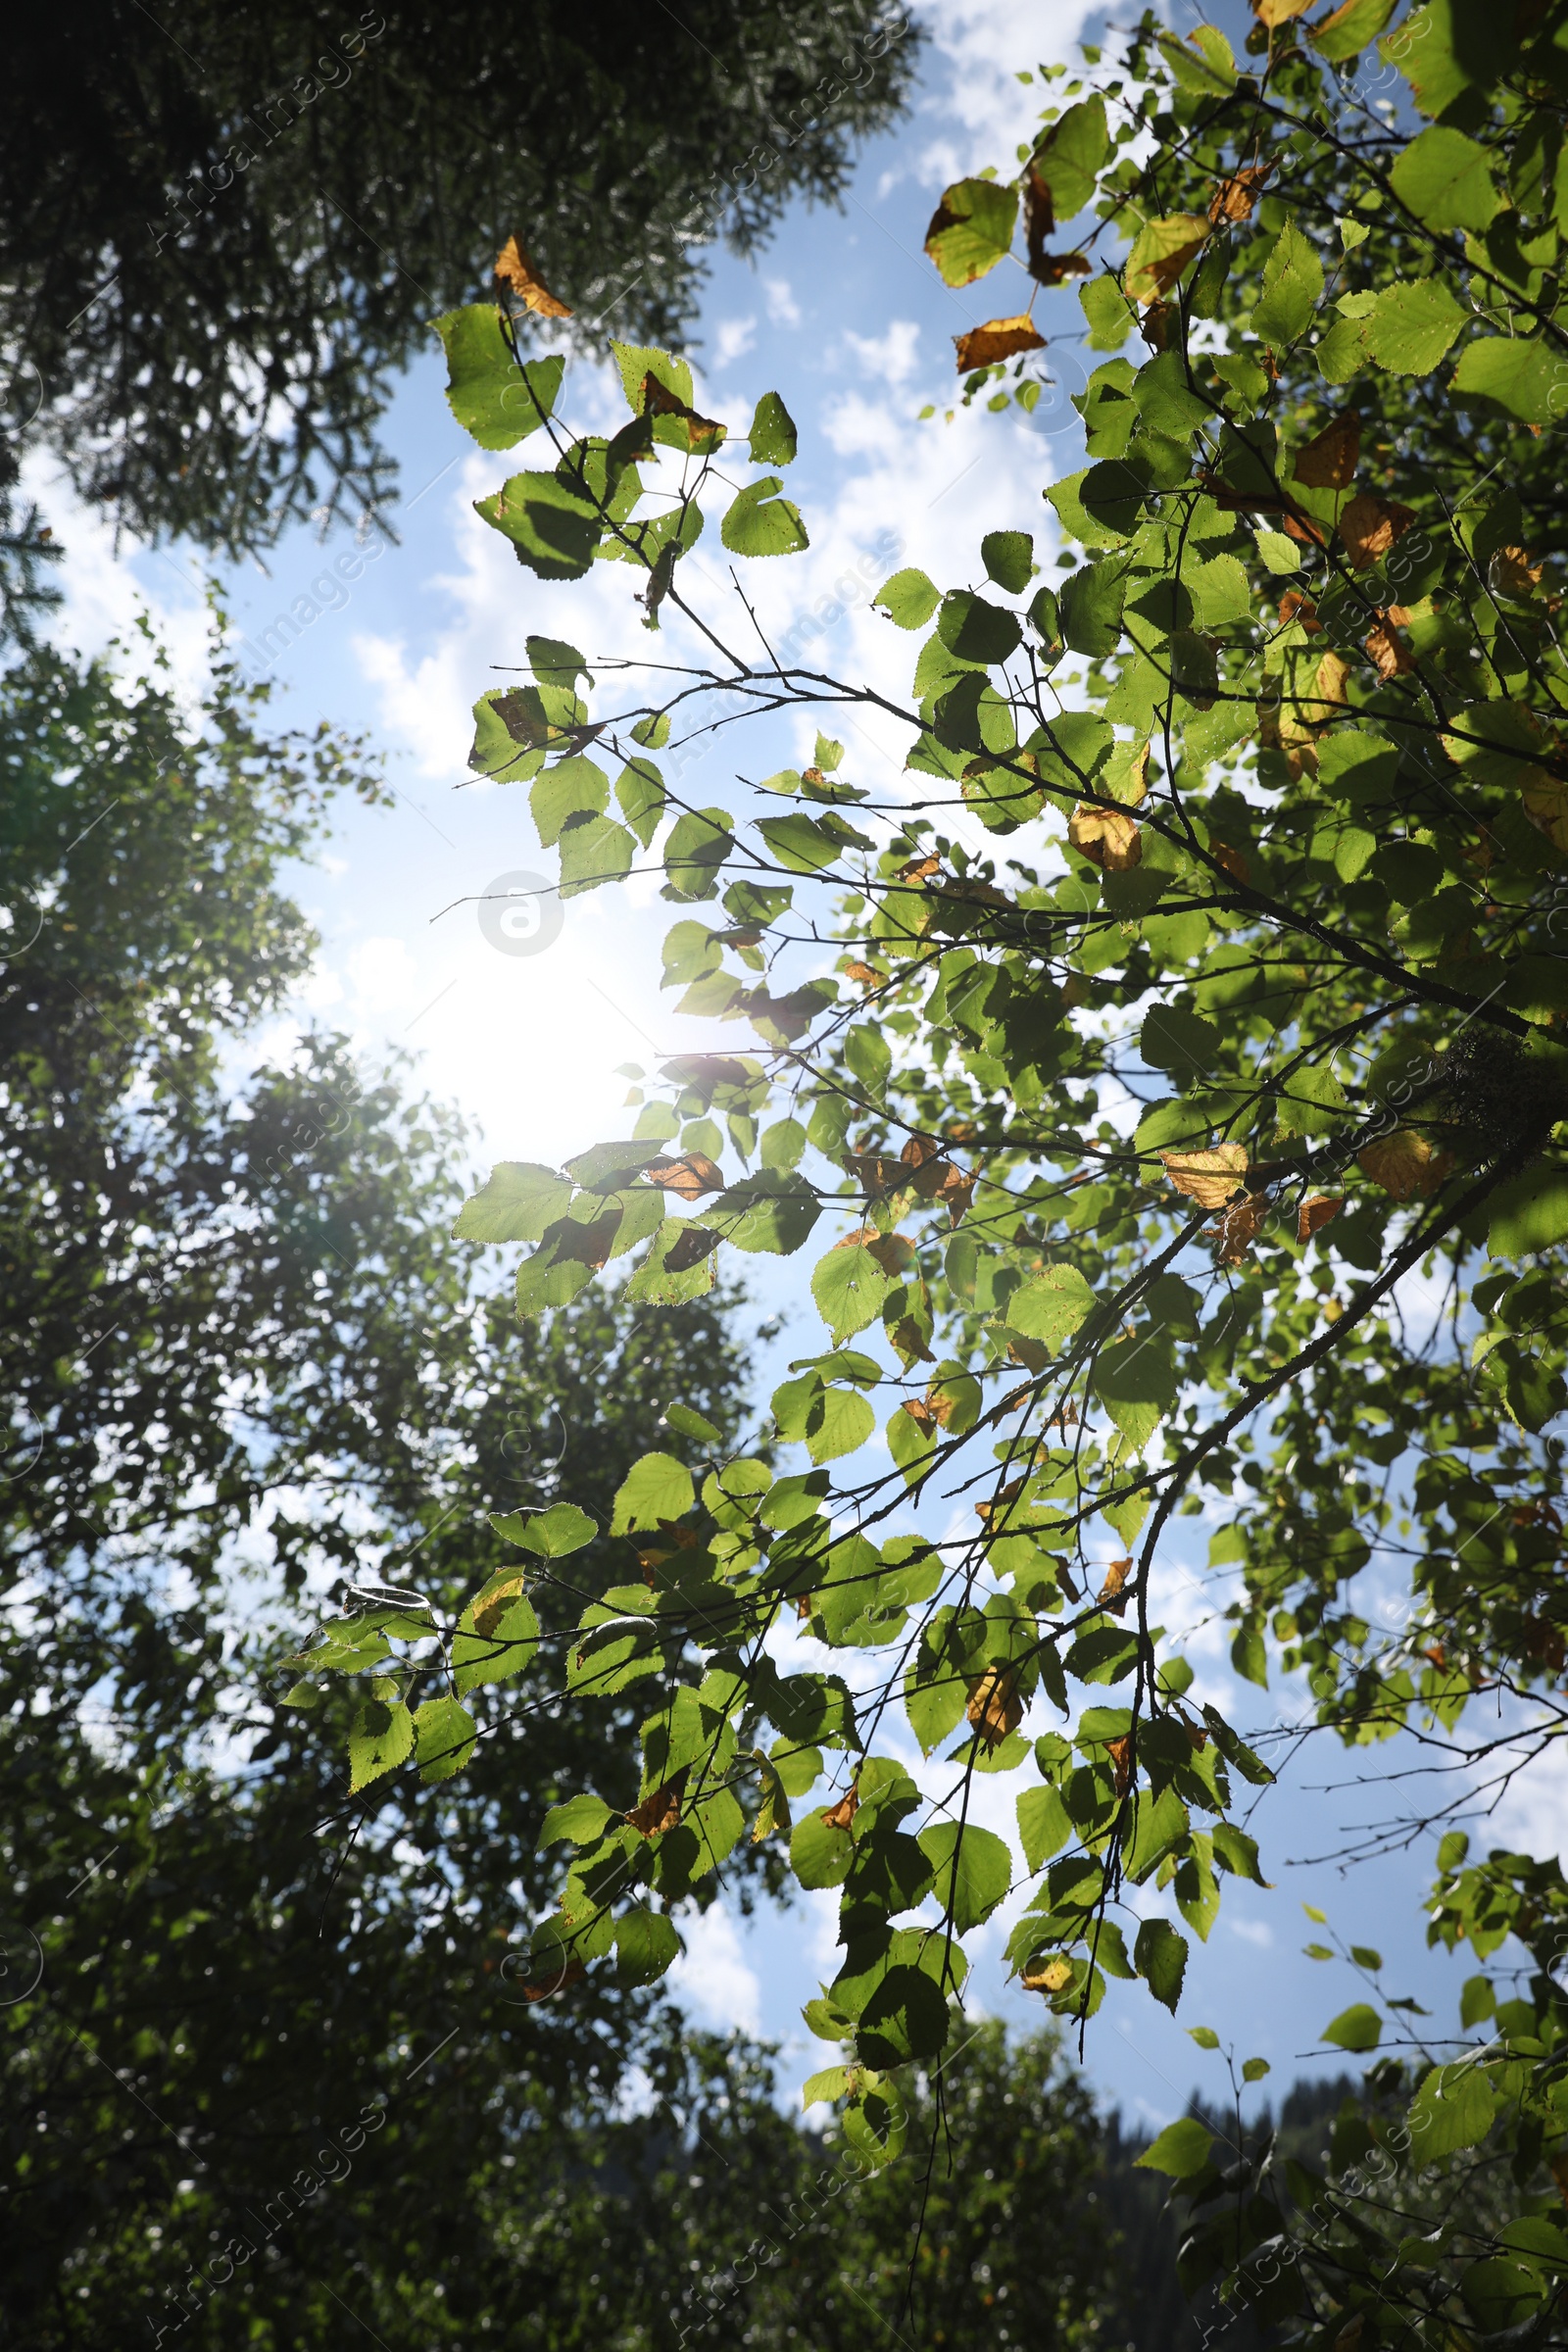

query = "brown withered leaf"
[1097, 1557, 1134, 1611]
[1036, 251, 1092, 286]
[1293, 416, 1360, 491]
[474, 1575, 526, 1639]
[1022, 1955, 1074, 1994]
[1492, 544, 1544, 600]
[514, 1956, 587, 2001]
[644, 1152, 724, 1201]
[1024, 166, 1054, 271]
[902, 1132, 941, 1170]
[889, 1315, 936, 1365]
[843, 960, 881, 987]
[627, 1767, 689, 1838]
[1160, 1145, 1250, 1210]
[901, 1396, 938, 1436]
[865, 1231, 915, 1280]
[1210, 1190, 1269, 1265]
[1069, 803, 1142, 870]
[966, 1663, 1023, 1750]
[1358, 1131, 1451, 1202]
[1141, 299, 1177, 352]
[639, 371, 726, 452]
[1340, 492, 1418, 569]
[1366, 617, 1415, 679]
[954, 315, 1047, 372]
[1210, 838, 1251, 886]
[495, 234, 573, 318]
[1209, 164, 1272, 226]
[848, 1152, 907, 1201]
[1278, 589, 1321, 633]
[1008, 1334, 1051, 1375]
[1298, 1195, 1344, 1243]
[663, 1223, 719, 1274]
[821, 1786, 859, 1832]
[896, 853, 942, 883]
[1104, 1734, 1135, 1796]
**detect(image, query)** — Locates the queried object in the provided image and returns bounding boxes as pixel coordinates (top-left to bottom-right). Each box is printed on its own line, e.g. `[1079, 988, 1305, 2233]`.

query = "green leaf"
[1124, 215, 1209, 308]
[917, 1821, 1012, 1930]
[612, 1451, 696, 1536]
[1123, 1787, 1190, 1886]
[721, 475, 808, 557]
[1135, 1917, 1188, 2013]
[1141, 1003, 1220, 1088]
[1452, 337, 1566, 426]
[874, 568, 942, 629]
[1211, 1822, 1268, 1885]
[662, 1400, 722, 1446]
[531, 755, 608, 849]
[1137, 2116, 1213, 2177]
[1059, 558, 1127, 657]
[615, 756, 666, 848]
[1323, 2002, 1382, 2051]
[1308, 0, 1396, 61]
[349, 1696, 414, 1791]
[452, 1160, 573, 1245]
[1251, 220, 1323, 350]
[1389, 124, 1501, 232]
[1241, 2056, 1270, 2083]
[663, 807, 735, 900]
[492, 1502, 597, 1557]
[413, 1694, 477, 1785]
[474, 469, 600, 579]
[1489, 1166, 1568, 1258]
[468, 688, 544, 785]
[559, 811, 635, 899]
[453, 1588, 539, 1697]
[937, 590, 1022, 667]
[612, 342, 694, 412]
[1005, 1264, 1097, 1348]
[1093, 1333, 1176, 1449]
[1017, 1783, 1071, 1872]
[1230, 1619, 1268, 1689]
[791, 1808, 854, 1888]
[540, 1792, 615, 1847]
[435, 306, 563, 449]
[748, 390, 799, 466]
[1189, 2025, 1221, 2049]
[925, 176, 1018, 287]
[806, 1387, 875, 1467]
[615, 1908, 681, 1986]
[1032, 96, 1109, 221]
[811, 1237, 892, 1344]
[982, 530, 1034, 594]
[1080, 273, 1135, 351]
[1364, 279, 1467, 375]
[1407, 2061, 1497, 2156]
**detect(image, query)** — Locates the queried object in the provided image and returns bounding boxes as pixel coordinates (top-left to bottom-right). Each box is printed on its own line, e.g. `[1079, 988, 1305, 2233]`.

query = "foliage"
[0, 1, 918, 553]
[289, 0, 1568, 2344]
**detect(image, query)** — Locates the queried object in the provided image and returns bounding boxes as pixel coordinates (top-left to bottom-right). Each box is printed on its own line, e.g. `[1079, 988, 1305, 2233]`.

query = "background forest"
[7, 1, 1567, 2347]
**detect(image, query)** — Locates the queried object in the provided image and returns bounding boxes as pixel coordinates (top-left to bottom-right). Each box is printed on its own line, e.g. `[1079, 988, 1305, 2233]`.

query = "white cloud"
[669, 1904, 761, 2034]
[712, 316, 758, 368]
[765, 277, 802, 327]
[843, 318, 923, 386]
[1229, 1918, 1275, 1949]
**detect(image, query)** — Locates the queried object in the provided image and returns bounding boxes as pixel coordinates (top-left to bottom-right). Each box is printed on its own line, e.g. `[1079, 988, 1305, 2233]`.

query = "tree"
[0, 628, 771, 2340]
[286, 0, 1568, 2343]
[0, 1, 918, 556]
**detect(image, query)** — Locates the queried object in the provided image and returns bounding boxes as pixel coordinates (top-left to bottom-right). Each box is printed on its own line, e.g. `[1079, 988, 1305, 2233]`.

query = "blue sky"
[32, 0, 1529, 2139]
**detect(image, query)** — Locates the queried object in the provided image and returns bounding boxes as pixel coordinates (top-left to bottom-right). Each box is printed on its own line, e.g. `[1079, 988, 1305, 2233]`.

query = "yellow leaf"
[1492, 545, 1543, 600]
[494, 234, 573, 318]
[1365, 618, 1415, 678]
[821, 1785, 859, 1831]
[643, 1152, 725, 1200]
[751, 1749, 792, 1843]
[1211, 1190, 1269, 1264]
[1097, 1557, 1133, 1608]
[954, 315, 1047, 371]
[1069, 803, 1142, 870]
[1298, 1195, 1344, 1243]
[1209, 164, 1272, 225]
[1124, 214, 1210, 305]
[1357, 1131, 1450, 1201]
[1524, 771, 1568, 854]
[1160, 1145, 1250, 1209]
[627, 1768, 688, 1838]
[1023, 1955, 1074, 1993]
[1292, 415, 1360, 490]
[1340, 493, 1417, 569]
[1252, 0, 1314, 21]
[966, 1664, 1023, 1749]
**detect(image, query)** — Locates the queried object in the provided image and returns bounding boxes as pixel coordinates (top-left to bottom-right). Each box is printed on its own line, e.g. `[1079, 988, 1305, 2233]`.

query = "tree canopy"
[285, 0, 1568, 2343]
[0, 0, 917, 556]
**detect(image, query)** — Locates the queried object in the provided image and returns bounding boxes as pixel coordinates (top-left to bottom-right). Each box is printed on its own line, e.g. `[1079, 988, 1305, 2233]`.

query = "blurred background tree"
[0, 0, 919, 563]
